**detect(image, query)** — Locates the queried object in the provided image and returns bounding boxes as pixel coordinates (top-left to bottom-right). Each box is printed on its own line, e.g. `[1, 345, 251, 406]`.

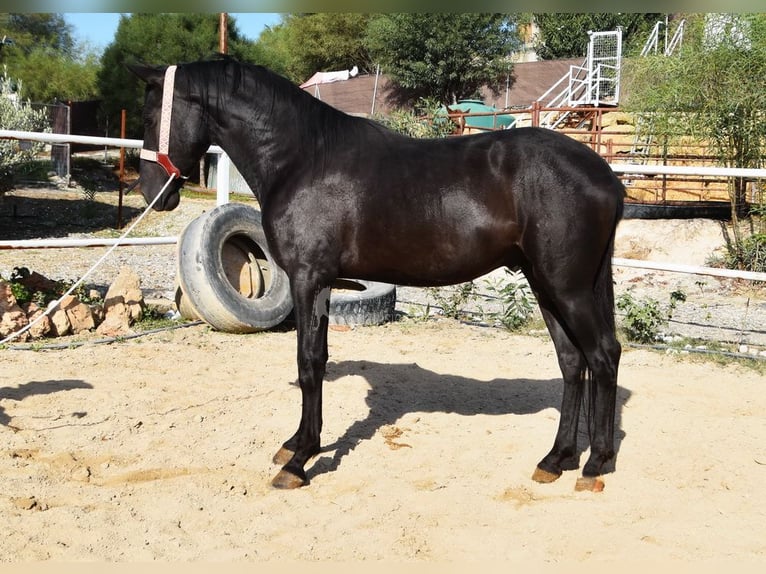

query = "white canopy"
[299, 66, 359, 89]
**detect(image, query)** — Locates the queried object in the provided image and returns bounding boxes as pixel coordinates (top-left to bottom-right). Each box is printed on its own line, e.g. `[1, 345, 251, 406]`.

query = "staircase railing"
[630, 18, 686, 165]
[641, 18, 686, 56]
[536, 28, 622, 129]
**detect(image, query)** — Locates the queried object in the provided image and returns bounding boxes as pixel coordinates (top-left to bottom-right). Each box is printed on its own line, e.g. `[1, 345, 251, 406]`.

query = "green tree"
[97, 13, 259, 138]
[277, 13, 374, 83]
[15, 46, 100, 102]
[366, 13, 520, 105]
[0, 13, 98, 102]
[245, 18, 291, 78]
[623, 13, 766, 270]
[533, 13, 662, 59]
[0, 13, 75, 57]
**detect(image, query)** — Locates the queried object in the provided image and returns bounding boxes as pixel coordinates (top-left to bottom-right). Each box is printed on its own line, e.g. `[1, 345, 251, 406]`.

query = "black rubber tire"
[176, 203, 293, 333]
[329, 279, 397, 326]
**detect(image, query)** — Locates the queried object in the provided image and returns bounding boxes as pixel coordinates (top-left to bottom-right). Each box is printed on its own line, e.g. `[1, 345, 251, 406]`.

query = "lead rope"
[0, 172, 178, 345]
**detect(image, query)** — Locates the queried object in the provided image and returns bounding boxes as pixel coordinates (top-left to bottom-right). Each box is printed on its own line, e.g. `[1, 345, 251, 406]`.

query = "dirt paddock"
[1, 187, 765, 562]
[1, 318, 765, 562]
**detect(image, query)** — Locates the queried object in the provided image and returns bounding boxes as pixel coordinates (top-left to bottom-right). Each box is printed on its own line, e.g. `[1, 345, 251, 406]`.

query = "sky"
[64, 13, 282, 52]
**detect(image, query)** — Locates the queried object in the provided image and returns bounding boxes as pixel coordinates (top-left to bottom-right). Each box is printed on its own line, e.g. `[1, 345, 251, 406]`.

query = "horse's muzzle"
[152, 190, 181, 211]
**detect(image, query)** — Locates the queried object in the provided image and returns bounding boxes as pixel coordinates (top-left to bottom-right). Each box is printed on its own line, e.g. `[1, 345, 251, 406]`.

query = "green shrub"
[425, 282, 477, 320]
[482, 269, 536, 331]
[617, 289, 686, 343]
[0, 69, 50, 192]
[376, 97, 455, 139]
[721, 233, 766, 274]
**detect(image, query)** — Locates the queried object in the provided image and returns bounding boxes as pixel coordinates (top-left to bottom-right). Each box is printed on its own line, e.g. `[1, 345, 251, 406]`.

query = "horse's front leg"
[272, 278, 331, 489]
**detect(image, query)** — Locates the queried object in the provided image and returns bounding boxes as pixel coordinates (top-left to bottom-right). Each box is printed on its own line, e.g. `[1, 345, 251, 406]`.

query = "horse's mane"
[179, 56, 385, 153]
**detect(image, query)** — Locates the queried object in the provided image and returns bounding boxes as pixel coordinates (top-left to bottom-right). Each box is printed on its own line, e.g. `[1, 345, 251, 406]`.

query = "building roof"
[301, 73, 395, 117]
[486, 57, 585, 109]
[299, 57, 589, 116]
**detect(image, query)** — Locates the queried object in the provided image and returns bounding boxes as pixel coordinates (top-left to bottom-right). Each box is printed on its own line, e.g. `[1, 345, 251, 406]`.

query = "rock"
[60, 295, 96, 334]
[49, 305, 71, 337]
[0, 279, 18, 311]
[96, 298, 133, 337]
[22, 302, 51, 338]
[0, 280, 29, 341]
[0, 308, 29, 341]
[104, 267, 144, 322]
[11, 496, 39, 511]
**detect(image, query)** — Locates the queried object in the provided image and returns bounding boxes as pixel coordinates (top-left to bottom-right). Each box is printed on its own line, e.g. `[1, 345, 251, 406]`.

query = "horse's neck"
[210, 90, 312, 205]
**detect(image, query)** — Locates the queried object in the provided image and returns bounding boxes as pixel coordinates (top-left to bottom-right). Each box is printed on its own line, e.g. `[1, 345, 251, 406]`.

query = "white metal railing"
[537, 63, 587, 129]
[3, 129, 765, 188]
[0, 129, 231, 205]
[633, 20, 687, 164]
[567, 65, 590, 105]
[641, 21, 663, 56]
[641, 18, 687, 57]
[0, 129, 234, 249]
[536, 65, 579, 107]
[613, 257, 766, 283]
[665, 19, 686, 56]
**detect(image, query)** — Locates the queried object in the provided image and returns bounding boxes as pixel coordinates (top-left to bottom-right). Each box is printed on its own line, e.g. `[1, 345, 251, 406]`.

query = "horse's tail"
[584, 192, 624, 441]
[595, 197, 623, 334]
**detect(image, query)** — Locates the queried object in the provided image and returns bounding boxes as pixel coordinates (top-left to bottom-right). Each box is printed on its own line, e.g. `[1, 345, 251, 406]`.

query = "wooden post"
[531, 101, 540, 127]
[219, 13, 228, 54]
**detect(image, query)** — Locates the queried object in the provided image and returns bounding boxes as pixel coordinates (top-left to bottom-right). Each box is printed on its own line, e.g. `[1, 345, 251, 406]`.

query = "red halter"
[139, 65, 187, 180]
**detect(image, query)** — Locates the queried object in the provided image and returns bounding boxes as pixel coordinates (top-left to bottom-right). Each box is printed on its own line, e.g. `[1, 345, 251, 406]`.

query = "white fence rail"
[0, 129, 230, 205]
[0, 129, 230, 251]
[2, 129, 766, 284]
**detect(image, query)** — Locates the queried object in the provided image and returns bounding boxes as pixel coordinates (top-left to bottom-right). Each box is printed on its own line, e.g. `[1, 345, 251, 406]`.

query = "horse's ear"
[127, 63, 167, 86]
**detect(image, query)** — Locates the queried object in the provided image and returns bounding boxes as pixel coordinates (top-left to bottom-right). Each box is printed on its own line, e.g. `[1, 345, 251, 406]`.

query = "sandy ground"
[1, 318, 765, 563]
[2, 187, 766, 563]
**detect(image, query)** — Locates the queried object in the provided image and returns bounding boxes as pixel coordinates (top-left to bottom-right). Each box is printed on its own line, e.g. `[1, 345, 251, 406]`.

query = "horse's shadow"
[0, 379, 93, 427]
[304, 360, 631, 481]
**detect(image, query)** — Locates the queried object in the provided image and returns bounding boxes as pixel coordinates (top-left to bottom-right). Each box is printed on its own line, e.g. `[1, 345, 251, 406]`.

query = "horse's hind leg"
[531, 303, 587, 483]
[271, 279, 331, 489]
[527, 280, 621, 487]
[546, 290, 621, 481]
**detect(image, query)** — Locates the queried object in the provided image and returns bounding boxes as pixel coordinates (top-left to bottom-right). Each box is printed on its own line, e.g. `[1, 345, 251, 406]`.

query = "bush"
[425, 282, 476, 320]
[617, 289, 686, 343]
[423, 269, 537, 332]
[720, 233, 766, 274]
[0, 68, 50, 192]
[482, 269, 536, 331]
[376, 97, 455, 139]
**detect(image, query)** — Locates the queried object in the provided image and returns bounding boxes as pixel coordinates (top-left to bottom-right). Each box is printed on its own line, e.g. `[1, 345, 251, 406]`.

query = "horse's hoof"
[272, 447, 294, 466]
[532, 466, 561, 483]
[575, 476, 605, 492]
[271, 469, 308, 489]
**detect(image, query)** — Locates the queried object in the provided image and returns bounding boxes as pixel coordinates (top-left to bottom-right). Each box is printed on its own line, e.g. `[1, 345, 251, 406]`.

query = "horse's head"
[128, 63, 211, 211]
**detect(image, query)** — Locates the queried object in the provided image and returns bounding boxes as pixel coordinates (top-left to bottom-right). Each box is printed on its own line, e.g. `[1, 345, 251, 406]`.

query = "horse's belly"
[340, 234, 514, 287]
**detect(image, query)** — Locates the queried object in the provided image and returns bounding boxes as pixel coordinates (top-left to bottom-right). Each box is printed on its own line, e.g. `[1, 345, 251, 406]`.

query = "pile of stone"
[0, 267, 146, 342]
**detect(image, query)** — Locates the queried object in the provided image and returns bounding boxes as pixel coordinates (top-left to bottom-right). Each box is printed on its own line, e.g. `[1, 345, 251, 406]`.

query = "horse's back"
[321, 126, 623, 286]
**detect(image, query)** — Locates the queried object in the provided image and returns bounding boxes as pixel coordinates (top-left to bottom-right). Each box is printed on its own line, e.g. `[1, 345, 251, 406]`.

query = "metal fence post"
[216, 151, 230, 205]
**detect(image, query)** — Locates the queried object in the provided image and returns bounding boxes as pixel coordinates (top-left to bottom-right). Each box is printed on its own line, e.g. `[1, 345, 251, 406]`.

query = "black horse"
[129, 58, 624, 490]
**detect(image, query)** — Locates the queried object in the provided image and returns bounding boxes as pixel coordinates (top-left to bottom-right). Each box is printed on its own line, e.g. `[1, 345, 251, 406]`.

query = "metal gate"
[582, 29, 622, 106]
[538, 28, 623, 128]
